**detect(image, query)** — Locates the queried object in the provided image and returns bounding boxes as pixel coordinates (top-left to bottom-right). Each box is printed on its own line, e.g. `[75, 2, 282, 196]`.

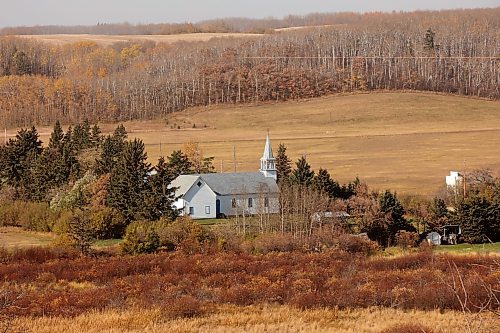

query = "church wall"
[182, 180, 217, 219]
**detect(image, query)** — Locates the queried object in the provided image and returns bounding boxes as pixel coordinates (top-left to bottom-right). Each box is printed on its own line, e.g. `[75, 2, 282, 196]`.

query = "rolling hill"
[22, 91, 500, 195]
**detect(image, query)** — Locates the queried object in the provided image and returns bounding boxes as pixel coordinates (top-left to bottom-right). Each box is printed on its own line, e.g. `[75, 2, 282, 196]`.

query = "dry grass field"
[11, 304, 498, 333]
[0, 227, 55, 248]
[10, 92, 500, 195]
[16, 33, 262, 46]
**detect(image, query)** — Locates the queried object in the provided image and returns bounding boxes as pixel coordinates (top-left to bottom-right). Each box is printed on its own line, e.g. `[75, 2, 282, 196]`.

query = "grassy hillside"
[17, 92, 500, 195]
[16, 33, 262, 46]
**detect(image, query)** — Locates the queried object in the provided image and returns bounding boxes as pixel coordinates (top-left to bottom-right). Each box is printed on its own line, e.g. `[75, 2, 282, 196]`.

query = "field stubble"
[11, 305, 499, 333]
[11, 92, 500, 194]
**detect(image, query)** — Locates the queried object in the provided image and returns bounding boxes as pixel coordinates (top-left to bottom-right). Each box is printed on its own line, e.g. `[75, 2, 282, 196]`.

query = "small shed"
[426, 232, 441, 246]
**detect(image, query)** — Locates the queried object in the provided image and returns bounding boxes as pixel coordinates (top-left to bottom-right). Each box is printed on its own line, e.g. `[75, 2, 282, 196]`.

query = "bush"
[121, 220, 161, 255]
[157, 216, 213, 253]
[396, 231, 419, 248]
[335, 234, 380, 255]
[0, 201, 57, 231]
[88, 207, 126, 239]
[254, 233, 298, 254]
[0, 201, 25, 226]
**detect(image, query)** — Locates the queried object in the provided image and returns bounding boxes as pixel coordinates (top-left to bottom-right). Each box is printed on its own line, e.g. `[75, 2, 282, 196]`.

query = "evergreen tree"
[0, 126, 42, 191]
[424, 28, 435, 50]
[275, 143, 292, 183]
[379, 190, 414, 245]
[72, 120, 92, 152]
[427, 197, 449, 230]
[142, 157, 179, 221]
[48, 120, 64, 150]
[90, 124, 102, 147]
[29, 148, 75, 201]
[454, 195, 496, 243]
[166, 150, 192, 178]
[62, 126, 74, 152]
[290, 156, 314, 186]
[313, 168, 342, 198]
[113, 124, 127, 141]
[95, 125, 128, 175]
[201, 156, 215, 173]
[107, 139, 152, 222]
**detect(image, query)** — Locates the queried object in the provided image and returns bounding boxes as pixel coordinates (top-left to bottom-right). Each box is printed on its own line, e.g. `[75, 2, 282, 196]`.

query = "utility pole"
[463, 160, 467, 198]
[233, 146, 236, 172]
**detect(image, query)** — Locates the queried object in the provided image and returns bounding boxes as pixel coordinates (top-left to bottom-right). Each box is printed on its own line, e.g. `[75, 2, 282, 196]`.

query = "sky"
[0, 0, 499, 27]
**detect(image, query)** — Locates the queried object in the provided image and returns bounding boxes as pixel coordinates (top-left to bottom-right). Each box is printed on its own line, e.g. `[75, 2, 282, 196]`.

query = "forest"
[0, 8, 498, 127]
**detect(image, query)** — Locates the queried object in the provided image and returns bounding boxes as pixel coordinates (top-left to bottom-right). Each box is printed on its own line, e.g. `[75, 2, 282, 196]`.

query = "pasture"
[9, 92, 500, 195]
[16, 32, 262, 46]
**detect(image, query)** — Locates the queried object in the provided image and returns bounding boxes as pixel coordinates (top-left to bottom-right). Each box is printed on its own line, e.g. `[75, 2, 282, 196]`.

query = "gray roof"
[172, 172, 278, 197]
[170, 174, 200, 197]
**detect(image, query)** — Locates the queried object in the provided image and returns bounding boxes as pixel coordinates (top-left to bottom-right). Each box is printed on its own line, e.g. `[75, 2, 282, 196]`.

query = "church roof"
[172, 172, 278, 197]
[262, 132, 274, 160]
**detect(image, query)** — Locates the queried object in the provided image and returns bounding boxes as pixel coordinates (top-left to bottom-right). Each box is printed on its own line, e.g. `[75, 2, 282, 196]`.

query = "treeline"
[1, 8, 498, 35]
[0, 8, 498, 127]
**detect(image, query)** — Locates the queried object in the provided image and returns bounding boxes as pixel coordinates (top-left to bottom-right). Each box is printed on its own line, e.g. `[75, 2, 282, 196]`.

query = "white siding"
[216, 194, 279, 217]
[182, 179, 217, 219]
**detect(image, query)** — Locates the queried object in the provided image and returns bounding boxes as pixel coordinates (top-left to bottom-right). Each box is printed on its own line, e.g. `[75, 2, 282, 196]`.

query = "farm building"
[171, 133, 279, 219]
[446, 171, 463, 188]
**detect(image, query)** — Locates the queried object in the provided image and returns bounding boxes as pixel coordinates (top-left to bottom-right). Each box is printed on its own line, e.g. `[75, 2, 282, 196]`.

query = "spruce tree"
[166, 150, 192, 178]
[424, 28, 435, 50]
[49, 121, 64, 150]
[90, 124, 102, 147]
[379, 190, 414, 245]
[290, 156, 315, 186]
[95, 125, 128, 175]
[313, 168, 341, 197]
[275, 143, 292, 183]
[107, 139, 152, 222]
[454, 195, 495, 243]
[0, 126, 42, 190]
[142, 157, 179, 221]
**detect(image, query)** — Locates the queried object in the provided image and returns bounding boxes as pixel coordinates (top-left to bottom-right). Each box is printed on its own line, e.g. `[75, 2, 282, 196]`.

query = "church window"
[248, 198, 253, 208]
[232, 198, 237, 208]
[205, 206, 210, 214]
[264, 197, 269, 208]
[197, 181, 202, 187]
[189, 207, 194, 215]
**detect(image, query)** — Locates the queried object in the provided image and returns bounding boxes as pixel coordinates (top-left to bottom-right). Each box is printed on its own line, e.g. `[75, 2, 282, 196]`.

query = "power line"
[242, 56, 500, 60]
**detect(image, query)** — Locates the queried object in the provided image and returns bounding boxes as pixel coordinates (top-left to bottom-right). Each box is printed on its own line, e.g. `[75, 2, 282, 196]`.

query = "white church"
[171, 133, 280, 219]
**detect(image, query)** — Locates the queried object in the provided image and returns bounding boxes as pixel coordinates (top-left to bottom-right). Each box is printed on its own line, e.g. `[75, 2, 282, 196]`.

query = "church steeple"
[260, 131, 277, 180]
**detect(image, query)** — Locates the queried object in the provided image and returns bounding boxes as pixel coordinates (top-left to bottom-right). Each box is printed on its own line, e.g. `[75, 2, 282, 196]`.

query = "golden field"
[16, 33, 262, 46]
[11, 304, 497, 333]
[10, 92, 500, 195]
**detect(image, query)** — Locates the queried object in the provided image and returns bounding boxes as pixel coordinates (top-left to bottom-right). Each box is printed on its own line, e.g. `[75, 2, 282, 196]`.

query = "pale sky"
[0, 0, 499, 27]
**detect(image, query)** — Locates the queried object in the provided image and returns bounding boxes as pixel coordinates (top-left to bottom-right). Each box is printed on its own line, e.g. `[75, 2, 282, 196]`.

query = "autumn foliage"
[0, 248, 498, 318]
[0, 8, 498, 127]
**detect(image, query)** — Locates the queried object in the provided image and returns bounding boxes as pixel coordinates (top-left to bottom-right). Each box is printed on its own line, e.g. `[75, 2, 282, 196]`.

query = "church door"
[216, 199, 221, 217]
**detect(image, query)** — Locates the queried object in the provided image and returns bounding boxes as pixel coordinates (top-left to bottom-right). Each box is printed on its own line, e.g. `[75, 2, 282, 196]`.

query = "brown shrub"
[253, 233, 299, 254]
[396, 231, 419, 248]
[7, 246, 78, 264]
[335, 234, 380, 255]
[379, 324, 436, 333]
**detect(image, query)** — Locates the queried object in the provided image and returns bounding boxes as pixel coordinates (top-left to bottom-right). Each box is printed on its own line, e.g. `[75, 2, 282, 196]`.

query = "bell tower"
[259, 131, 277, 181]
